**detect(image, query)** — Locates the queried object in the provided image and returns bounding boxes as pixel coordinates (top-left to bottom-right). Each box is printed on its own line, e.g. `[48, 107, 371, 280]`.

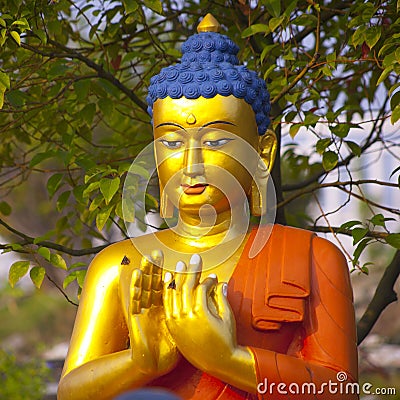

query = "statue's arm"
[57, 245, 151, 400]
[248, 236, 358, 399]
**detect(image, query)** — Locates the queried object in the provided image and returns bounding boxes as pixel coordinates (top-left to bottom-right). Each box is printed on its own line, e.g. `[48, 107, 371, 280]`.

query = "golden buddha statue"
[58, 14, 358, 400]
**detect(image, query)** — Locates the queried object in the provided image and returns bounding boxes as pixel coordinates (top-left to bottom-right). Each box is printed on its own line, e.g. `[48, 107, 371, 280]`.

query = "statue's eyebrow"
[155, 122, 186, 131]
[199, 120, 236, 131]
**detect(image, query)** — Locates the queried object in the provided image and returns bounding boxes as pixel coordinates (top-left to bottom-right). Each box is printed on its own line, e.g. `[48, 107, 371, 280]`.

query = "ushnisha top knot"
[146, 14, 271, 134]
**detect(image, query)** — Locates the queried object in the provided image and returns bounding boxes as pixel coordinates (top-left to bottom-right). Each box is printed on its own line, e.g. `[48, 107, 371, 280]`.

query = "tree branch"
[307, 225, 389, 240]
[282, 99, 388, 192]
[21, 40, 148, 112]
[278, 179, 399, 209]
[357, 250, 400, 345]
[0, 218, 107, 256]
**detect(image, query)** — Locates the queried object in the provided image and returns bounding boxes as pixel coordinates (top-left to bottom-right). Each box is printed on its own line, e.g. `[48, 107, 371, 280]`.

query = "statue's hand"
[163, 254, 238, 374]
[128, 251, 180, 376]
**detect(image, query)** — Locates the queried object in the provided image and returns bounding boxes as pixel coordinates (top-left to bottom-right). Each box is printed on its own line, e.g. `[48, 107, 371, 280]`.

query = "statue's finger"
[214, 282, 231, 322]
[130, 269, 142, 315]
[174, 260, 187, 291]
[185, 253, 202, 291]
[140, 254, 153, 276]
[163, 272, 174, 320]
[151, 249, 164, 291]
[151, 289, 162, 306]
[193, 274, 217, 316]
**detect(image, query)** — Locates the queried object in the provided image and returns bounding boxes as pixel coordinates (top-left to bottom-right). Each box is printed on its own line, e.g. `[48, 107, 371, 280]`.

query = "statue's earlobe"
[259, 129, 277, 172]
[250, 130, 277, 216]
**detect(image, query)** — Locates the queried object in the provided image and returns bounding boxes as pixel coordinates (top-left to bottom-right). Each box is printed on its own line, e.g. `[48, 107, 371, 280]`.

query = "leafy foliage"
[0, 0, 398, 297]
[0, 349, 49, 400]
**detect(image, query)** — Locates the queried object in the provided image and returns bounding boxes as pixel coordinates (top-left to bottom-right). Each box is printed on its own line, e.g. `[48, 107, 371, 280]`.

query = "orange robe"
[150, 225, 358, 399]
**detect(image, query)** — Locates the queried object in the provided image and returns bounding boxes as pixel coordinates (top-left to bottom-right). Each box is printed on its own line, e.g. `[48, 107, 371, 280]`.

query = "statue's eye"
[160, 140, 184, 149]
[204, 138, 232, 148]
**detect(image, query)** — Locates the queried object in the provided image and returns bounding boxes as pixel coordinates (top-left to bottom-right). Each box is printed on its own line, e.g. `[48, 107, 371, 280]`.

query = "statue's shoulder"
[87, 239, 139, 278]
[274, 224, 352, 295]
[310, 233, 353, 295]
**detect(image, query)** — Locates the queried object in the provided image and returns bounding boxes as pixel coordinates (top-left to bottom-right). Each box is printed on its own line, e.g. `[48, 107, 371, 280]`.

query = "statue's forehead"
[153, 95, 255, 128]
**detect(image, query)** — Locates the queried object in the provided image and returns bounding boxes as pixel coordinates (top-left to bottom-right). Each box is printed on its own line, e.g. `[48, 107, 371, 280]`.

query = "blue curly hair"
[146, 31, 271, 135]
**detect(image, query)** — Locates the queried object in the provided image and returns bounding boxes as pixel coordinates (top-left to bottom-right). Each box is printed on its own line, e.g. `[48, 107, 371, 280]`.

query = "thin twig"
[46, 273, 78, 307]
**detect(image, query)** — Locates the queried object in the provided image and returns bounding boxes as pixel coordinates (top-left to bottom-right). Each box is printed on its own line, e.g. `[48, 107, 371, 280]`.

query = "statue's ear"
[258, 129, 277, 172]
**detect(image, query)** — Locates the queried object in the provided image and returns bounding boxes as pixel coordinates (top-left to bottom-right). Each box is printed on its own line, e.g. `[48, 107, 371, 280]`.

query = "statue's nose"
[184, 142, 204, 178]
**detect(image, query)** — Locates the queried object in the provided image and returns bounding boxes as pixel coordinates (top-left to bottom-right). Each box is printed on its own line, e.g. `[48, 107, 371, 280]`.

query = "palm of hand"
[128, 251, 180, 376]
[163, 255, 238, 372]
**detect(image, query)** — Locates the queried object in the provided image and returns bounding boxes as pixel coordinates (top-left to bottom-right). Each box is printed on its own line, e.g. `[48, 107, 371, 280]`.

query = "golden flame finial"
[197, 14, 221, 33]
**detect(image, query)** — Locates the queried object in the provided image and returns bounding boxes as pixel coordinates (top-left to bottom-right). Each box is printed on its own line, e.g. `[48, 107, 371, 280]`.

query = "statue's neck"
[173, 202, 249, 248]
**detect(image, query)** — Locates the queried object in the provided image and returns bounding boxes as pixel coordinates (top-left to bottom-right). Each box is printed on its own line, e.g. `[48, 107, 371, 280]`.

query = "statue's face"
[153, 95, 259, 215]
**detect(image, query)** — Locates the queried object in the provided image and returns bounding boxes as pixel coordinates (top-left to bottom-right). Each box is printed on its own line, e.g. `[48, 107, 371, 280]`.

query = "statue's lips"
[181, 183, 209, 194]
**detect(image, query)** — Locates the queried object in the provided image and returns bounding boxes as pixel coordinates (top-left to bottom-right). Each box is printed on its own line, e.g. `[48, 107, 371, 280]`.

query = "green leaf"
[73, 79, 90, 99]
[98, 97, 114, 115]
[353, 237, 373, 266]
[376, 66, 393, 86]
[345, 141, 361, 157]
[100, 177, 120, 205]
[47, 173, 63, 197]
[0, 70, 10, 90]
[129, 164, 150, 180]
[360, 265, 369, 275]
[242, 24, 270, 38]
[80, 103, 96, 125]
[269, 16, 284, 32]
[304, 113, 320, 126]
[37, 247, 51, 261]
[330, 124, 350, 138]
[83, 181, 100, 198]
[30, 266, 46, 289]
[120, 196, 135, 222]
[0, 201, 12, 216]
[316, 138, 331, 154]
[33, 230, 55, 245]
[322, 151, 338, 171]
[0, 18, 5, 27]
[352, 227, 369, 245]
[9, 261, 30, 288]
[390, 90, 400, 111]
[96, 204, 114, 231]
[263, 0, 281, 17]
[289, 124, 301, 138]
[340, 220, 363, 230]
[365, 26, 381, 49]
[351, 25, 366, 47]
[76, 270, 87, 288]
[370, 214, 385, 227]
[10, 31, 20, 45]
[63, 272, 77, 289]
[385, 233, 400, 249]
[143, 0, 162, 14]
[50, 253, 67, 270]
[29, 151, 55, 167]
[57, 190, 71, 211]
[292, 14, 318, 27]
[391, 104, 400, 124]
[69, 262, 87, 270]
[89, 195, 104, 212]
[123, 0, 138, 14]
